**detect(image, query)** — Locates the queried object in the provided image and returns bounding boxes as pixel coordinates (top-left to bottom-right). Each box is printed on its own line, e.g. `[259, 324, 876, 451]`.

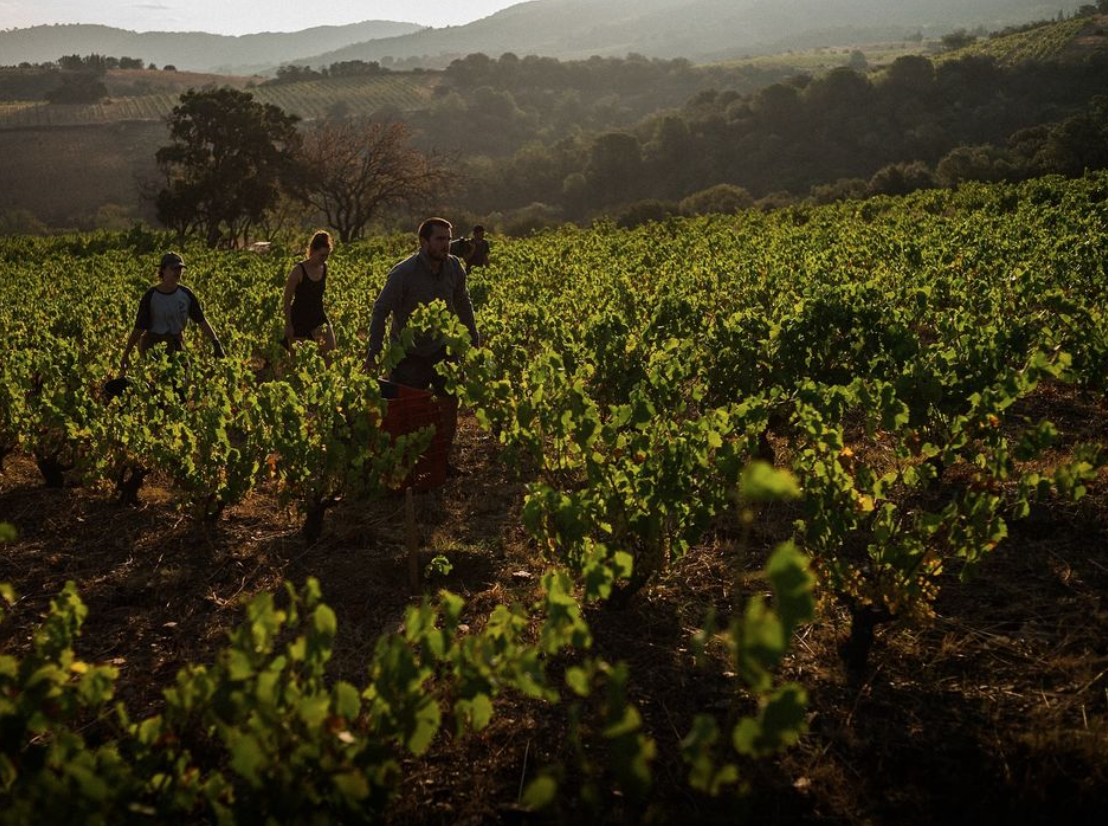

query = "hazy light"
[0, 1, 522, 34]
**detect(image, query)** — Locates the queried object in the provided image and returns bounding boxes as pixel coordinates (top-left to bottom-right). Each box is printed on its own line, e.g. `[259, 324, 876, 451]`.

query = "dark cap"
[159, 252, 186, 271]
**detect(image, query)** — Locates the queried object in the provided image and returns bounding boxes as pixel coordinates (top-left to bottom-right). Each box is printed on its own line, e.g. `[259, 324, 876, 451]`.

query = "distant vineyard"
[0, 101, 37, 121]
[0, 74, 439, 128]
[0, 92, 180, 127]
[253, 75, 440, 119]
[944, 17, 1097, 66]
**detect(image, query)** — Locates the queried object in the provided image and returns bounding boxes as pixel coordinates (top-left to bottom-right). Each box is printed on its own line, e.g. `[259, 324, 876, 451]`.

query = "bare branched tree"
[296, 119, 457, 243]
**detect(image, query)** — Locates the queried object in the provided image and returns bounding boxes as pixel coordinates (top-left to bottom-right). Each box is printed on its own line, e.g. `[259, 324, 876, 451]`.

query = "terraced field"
[0, 73, 441, 128]
[942, 15, 1107, 66]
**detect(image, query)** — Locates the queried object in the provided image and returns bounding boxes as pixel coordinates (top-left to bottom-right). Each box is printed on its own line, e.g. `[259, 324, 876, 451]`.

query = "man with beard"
[367, 218, 480, 472]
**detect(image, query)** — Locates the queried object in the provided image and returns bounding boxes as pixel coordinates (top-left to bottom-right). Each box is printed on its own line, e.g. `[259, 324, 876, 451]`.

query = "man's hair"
[472, 225, 485, 234]
[418, 217, 452, 240]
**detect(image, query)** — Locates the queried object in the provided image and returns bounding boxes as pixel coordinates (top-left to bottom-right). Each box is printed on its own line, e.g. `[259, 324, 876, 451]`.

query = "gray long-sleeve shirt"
[368, 251, 480, 360]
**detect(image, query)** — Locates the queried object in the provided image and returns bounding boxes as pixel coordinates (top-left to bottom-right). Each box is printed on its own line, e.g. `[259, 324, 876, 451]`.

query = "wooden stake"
[406, 487, 420, 594]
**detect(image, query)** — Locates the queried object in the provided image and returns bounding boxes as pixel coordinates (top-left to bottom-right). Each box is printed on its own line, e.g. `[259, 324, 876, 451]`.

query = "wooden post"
[406, 487, 420, 594]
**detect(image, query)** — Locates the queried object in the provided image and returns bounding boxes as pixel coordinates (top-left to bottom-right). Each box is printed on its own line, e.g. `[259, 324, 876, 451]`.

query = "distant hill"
[0, 21, 424, 74]
[296, 0, 1086, 67]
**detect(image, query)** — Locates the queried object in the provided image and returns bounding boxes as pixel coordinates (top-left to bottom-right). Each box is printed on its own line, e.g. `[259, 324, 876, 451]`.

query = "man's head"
[418, 217, 453, 263]
[158, 252, 185, 284]
[472, 225, 485, 240]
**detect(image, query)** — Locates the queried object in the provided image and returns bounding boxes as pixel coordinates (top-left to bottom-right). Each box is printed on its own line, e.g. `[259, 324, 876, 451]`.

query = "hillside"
[0, 20, 424, 74]
[102, 69, 262, 97]
[1, 7, 1105, 230]
[0, 73, 441, 129]
[711, 40, 931, 74]
[941, 14, 1108, 65]
[296, 0, 1086, 67]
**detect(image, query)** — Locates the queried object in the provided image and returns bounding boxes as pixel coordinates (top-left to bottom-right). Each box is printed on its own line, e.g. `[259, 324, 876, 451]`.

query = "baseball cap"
[160, 252, 186, 270]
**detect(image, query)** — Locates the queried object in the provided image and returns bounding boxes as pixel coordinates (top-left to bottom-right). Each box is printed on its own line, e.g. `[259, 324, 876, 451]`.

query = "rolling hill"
[0, 1, 1087, 74]
[0, 20, 424, 74]
[296, 0, 1087, 67]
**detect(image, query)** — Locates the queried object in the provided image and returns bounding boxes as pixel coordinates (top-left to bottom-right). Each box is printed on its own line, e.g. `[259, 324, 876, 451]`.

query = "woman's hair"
[307, 231, 333, 258]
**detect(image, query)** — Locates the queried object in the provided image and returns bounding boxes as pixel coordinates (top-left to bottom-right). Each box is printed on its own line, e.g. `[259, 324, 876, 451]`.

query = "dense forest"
[402, 49, 1108, 227]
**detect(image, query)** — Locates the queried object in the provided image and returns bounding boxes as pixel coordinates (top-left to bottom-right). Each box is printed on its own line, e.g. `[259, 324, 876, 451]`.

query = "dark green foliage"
[155, 87, 300, 247]
[44, 71, 106, 104]
[680, 183, 754, 215]
[615, 199, 678, 229]
[453, 52, 1108, 219]
[941, 30, 979, 51]
[867, 160, 938, 196]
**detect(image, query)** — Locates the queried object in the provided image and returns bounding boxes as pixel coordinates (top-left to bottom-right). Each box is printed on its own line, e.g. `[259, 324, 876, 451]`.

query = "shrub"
[0, 209, 47, 236]
[615, 199, 678, 229]
[502, 202, 563, 236]
[679, 184, 754, 216]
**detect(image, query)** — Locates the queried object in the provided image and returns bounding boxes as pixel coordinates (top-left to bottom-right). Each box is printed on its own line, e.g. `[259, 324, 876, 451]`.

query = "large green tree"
[586, 132, 642, 206]
[155, 88, 300, 247]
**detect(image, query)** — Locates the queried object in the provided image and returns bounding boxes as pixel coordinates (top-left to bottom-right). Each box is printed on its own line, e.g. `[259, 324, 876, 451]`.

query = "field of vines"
[0, 92, 182, 128]
[2, 174, 1108, 823]
[0, 74, 439, 129]
[947, 16, 1094, 66]
[252, 75, 440, 120]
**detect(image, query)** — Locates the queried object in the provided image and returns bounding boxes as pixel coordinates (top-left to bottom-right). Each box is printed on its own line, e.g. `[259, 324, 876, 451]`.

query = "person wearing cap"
[119, 252, 225, 371]
[465, 225, 490, 270]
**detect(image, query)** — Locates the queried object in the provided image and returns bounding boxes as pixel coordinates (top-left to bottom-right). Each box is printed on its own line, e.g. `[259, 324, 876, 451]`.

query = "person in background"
[366, 218, 479, 472]
[449, 235, 475, 263]
[120, 252, 224, 371]
[465, 225, 490, 270]
[283, 230, 337, 355]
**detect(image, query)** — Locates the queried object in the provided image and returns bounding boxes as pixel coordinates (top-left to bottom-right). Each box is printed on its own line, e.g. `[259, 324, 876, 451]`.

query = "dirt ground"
[1, 407, 1106, 825]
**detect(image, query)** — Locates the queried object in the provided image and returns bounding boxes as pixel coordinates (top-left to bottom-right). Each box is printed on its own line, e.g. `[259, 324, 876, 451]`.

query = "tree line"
[0, 53, 180, 105]
[264, 60, 391, 85]
[403, 52, 802, 158]
[431, 51, 1108, 227]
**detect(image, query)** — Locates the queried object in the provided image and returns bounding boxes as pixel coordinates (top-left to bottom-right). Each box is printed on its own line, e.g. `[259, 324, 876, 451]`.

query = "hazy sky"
[0, 1, 523, 33]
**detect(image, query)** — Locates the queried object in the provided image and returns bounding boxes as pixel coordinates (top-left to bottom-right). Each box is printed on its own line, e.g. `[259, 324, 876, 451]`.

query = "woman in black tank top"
[282, 231, 337, 356]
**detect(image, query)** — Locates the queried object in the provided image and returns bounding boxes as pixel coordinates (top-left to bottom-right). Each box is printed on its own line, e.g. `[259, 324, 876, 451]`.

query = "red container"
[379, 382, 449, 491]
